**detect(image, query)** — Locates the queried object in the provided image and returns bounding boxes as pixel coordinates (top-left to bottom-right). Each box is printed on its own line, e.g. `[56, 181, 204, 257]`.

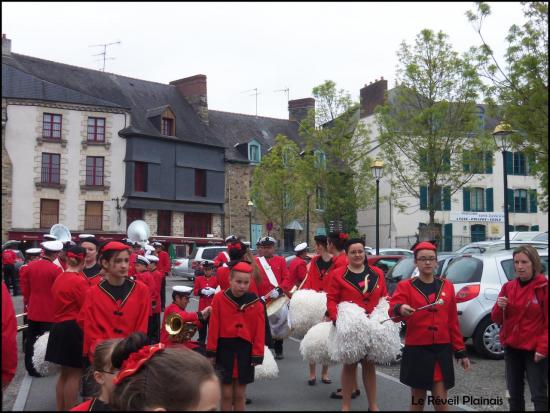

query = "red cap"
[412, 241, 437, 253]
[102, 241, 130, 252]
[231, 261, 253, 273]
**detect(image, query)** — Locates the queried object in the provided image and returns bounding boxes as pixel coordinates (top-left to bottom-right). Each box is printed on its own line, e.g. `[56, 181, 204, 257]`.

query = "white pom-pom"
[289, 290, 327, 339]
[328, 302, 371, 364]
[254, 346, 279, 380]
[33, 332, 60, 377]
[300, 321, 336, 366]
[364, 297, 402, 365]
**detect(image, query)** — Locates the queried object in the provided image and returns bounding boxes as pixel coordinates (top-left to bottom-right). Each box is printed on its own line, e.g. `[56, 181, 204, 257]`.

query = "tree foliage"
[466, 2, 548, 210]
[376, 29, 490, 231]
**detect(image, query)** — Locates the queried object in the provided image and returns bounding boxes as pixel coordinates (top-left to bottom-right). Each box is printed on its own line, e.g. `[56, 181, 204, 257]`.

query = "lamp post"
[247, 200, 254, 246]
[371, 160, 384, 255]
[492, 121, 515, 250]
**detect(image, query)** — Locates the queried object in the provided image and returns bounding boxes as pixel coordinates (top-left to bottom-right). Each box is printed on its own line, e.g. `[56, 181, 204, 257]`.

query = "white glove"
[201, 288, 209, 296]
[269, 289, 280, 299]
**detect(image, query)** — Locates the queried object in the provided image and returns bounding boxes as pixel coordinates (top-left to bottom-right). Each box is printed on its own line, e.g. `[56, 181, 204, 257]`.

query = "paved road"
[2, 275, 528, 411]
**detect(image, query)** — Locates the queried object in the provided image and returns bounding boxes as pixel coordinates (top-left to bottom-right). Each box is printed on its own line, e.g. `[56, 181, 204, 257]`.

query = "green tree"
[376, 29, 490, 240]
[466, 2, 548, 210]
[298, 80, 375, 235]
[250, 135, 303, 249]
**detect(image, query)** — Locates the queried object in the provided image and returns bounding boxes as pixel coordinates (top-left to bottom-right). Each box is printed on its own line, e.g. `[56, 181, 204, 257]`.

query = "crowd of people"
[1, 232, 548, 411]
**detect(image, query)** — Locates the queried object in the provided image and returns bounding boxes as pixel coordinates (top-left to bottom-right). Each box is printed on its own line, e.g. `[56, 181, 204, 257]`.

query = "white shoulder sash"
[258, 256, 279, 287]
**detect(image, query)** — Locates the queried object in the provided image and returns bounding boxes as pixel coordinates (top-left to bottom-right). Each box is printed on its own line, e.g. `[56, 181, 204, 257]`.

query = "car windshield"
[443, 256, 483, 284]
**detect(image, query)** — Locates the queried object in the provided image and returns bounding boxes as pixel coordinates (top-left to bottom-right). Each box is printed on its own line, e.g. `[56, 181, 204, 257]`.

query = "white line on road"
[13, 372, 32, 411]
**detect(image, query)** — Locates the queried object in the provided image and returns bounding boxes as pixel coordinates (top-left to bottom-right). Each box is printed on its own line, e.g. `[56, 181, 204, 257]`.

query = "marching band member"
[2, 281, 17, 390]
[194, 261, 219, 345]
[111, 332, 220, 411]
[19, 247, 42, 351]
[22, 240, 63, 376]
[389, 241, 470, 412]
[54, 242, 73, 271]
[78, 235, 102, 286]
[327, 238, 387, 411]
[46, 245, 90, 411]
[207, 261, 265, 411]
[127, 241, 142, 277]
[153, 241, 170, 311]
[146, 254, 163, 344]
[255, 236, 288, 360]
[281, 242, 309, 297]
[2, 247, 19, 296]
[302, 235, 333, 385]
[160, 286, 211, 352]
[214, 235, 238, 268]
[217, 241, 261, 295]
[133, 255, 159, 343]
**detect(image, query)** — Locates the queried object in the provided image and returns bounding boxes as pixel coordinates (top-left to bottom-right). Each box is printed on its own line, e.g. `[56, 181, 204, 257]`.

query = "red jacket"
[2, 249, 17, 265]
[194, 275, 220, 311]
[128, 252, 137, 277]
[149, 269, 164, 314]
[134, 270, 158, 314]
[491, 274, 548, 357]
[85, 273, 103, 287]
[51, 271, 90, 322]
[78, 278, 150, 360]
[158, 251, 170, 274]
[326, 265, 387, 321]
[281, 256, 308, 293]
[255, 255, 288, 298]
[216, 266, 259, 296]
[303, 255, 334, 292]
[19, 263, 31, 309]
[2, 282, 17, 387]
[206, 290, 265, 364]
[160, 303, 203, 347]
[389, 277, 465, 352]
[213, 250, 229, 268]
[24, 257, 63, 322]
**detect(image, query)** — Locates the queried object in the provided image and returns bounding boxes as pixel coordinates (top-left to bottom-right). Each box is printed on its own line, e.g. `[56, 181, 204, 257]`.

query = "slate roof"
[208, 110, 302, 162]
[2, 52, 225, 148]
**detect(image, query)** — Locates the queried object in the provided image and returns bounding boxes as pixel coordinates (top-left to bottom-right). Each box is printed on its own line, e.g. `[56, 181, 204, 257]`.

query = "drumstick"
[379, 299, 444, 324]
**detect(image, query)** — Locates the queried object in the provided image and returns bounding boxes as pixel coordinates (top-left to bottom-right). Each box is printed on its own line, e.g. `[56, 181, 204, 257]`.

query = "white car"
[499, 231, 547, 241]
[171, 246, 226, 280]
[455, 240, 548, 255]
[442, 250, 548, 359]
[365, 247, 413, 257]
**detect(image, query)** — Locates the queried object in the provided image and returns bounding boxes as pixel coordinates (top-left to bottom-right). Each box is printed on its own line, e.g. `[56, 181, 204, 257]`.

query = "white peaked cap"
[294, 242, 308, 252]
[40, 240, 64, 252]
[172, 285, 193, 295]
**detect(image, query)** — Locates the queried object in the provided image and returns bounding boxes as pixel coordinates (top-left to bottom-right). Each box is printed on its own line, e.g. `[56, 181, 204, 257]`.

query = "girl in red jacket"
[207, 261, 265, 411]
[491, 245, 548, 411]
[326, 238, 387, 411]
[46, 246, 90, 411]
[390, 241, 470, 411]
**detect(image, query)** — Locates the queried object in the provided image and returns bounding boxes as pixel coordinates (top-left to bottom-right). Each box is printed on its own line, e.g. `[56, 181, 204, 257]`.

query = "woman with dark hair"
[110, 332, 220, 411]
[46, 245, 90, 411]
[326, 238, 387, 411]
[492, 245, 548, 411]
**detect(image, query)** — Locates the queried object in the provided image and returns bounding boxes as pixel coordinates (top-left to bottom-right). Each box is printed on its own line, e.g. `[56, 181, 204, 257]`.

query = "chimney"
[2, 34, 12, 55]
[288, 98, 315, 123]
[360, 77, 387, 118]
[170, 74, 208, 124]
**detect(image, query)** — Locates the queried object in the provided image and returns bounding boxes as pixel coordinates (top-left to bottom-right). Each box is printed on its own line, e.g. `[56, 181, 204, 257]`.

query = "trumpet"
[164, 313, 198, 343]
[16, 312, 28, 332]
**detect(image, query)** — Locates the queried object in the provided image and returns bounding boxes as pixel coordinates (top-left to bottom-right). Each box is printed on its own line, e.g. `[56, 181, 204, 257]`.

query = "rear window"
[201, 247, 225, 260]
[443, 257, 483, 284]
[389, 258, 415, 280]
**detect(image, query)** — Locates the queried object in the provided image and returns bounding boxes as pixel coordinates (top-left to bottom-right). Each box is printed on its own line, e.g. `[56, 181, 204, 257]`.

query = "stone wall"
[172, 212, 185, 236]
[2, 99, 12, 241]
[224, 163, 253, 240]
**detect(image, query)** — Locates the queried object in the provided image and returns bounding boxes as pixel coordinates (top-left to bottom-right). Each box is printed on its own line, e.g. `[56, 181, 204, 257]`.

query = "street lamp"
[247, 200, 254, 246]
[371, 159, 384, 255]
[492, 121, 515, 250]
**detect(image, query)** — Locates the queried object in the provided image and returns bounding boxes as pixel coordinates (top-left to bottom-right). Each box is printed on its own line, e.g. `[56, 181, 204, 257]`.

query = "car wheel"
[473, 316, 504, 360]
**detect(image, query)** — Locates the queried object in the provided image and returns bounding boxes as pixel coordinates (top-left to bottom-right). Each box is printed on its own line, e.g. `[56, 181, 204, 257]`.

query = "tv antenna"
[89, 40, 121, 71]
[240, 88, 261, 117]
[274, 87, 290, 103]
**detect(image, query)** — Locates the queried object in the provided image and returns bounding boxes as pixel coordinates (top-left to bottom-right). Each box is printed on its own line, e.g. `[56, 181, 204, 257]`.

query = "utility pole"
[89, 40, 121, 71]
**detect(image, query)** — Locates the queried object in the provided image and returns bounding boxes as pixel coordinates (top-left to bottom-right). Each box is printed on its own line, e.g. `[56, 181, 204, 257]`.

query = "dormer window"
[248, 140, 261, 163]
[161, 117, 174, 136]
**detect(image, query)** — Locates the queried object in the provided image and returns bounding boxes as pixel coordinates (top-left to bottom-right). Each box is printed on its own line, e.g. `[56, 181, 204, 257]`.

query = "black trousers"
[148, 314, 161, 344]
[3, 264, 19, 295]
[198, 319, 209, 344]
[273, 339, 284, 356]
[25, 320, 52, 376]
[160, 274, 167, 310]
[505, 347, 548, 411]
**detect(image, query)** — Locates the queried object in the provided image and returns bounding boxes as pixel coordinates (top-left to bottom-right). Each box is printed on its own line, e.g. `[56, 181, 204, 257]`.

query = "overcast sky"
[3, 2, 524, 119]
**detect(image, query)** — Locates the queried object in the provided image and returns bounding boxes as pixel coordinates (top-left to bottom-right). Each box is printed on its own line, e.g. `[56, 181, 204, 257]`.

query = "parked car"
[499, 231, 547, 241]
[384, 254, 457, 295]
[441, 250, 548, 360]
[366, 247, 413, 257]
[171, 246, 226, 280]
[454, 240, 548, 255]
[367, 255, 405, 276]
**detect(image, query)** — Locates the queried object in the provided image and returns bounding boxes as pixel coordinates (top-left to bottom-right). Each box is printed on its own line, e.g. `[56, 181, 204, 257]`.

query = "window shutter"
[485, 188, 493, 212]
[463, 151, 470, 173]
[420, 186, 427, 210]
[531, 225, 539, 231]
[443, 187, 451, 211]
[529, 190, 537, 213]
[443, 223, 453, 252]
[527, 152, 536, 174]
[507, 188, 514, 212]
[463, 188, 470, 212]
[505, 152, 514, 175]
[485, 152, 493, 174]
[508, 225, 515, 233]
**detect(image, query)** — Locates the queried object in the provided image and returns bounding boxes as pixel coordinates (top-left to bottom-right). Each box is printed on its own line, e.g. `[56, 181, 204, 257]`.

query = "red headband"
[66, 251, 85, 260]
[412, 241, 437, 253]
[227, 243, 242, 251]
[102, 241, 130, 252]
[339, 233, 349, 240]
[231, 261, 253, 273]
[113, 343, 165, 385]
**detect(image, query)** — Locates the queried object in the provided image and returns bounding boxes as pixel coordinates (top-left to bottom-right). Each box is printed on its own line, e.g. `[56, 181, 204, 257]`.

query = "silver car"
[171, 246, 227, 280]
[454, 240, 548, 255]
[442, 250, 548, 359]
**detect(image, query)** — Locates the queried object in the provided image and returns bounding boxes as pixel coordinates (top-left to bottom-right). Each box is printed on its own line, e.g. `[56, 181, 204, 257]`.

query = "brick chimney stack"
[2, 34, 12, 55]
[360, 77, 387, 118]
[288, 98, 315, 123]
[170, 74, 208, 124]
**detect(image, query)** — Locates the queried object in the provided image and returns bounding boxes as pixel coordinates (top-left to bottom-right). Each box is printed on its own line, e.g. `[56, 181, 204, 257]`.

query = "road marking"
[13, 372, 32, 411]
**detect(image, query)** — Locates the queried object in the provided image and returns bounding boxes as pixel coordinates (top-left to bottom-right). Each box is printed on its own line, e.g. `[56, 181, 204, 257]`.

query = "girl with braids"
[110, 332, 220, 411]
[46, 245, 91, 411]
[70, 338, 121, 411]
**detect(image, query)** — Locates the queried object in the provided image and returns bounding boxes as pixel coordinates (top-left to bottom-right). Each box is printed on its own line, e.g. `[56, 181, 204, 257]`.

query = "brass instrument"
[16, 312, 28, 332]
[165, 313, 198, 343]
